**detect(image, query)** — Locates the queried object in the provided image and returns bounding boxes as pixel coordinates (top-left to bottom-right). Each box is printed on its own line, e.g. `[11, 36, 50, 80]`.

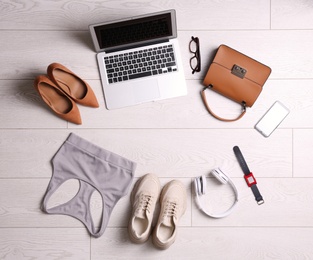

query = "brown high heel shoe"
[34, 75, 82, 125]
[47, 63, 99, 108]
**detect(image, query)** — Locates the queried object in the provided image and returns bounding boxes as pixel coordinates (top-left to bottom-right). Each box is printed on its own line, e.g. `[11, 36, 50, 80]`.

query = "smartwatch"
[233, 146, 264, 205]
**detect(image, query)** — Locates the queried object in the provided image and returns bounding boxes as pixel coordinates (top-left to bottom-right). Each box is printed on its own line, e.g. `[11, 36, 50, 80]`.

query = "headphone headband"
[194, 168, 239, 218]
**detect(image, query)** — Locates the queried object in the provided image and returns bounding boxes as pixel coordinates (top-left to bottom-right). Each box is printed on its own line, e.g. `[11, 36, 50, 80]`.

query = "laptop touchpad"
[133, 80, 160, 103]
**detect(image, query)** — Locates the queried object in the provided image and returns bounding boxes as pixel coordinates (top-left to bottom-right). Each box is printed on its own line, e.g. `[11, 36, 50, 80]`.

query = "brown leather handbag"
[202, 45, 272, 122]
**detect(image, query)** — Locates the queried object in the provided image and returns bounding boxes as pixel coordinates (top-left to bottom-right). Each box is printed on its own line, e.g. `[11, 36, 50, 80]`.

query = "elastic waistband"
[66, 133, 136, 172]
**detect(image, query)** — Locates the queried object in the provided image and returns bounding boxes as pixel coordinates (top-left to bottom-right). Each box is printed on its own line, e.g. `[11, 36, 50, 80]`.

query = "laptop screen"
[90, 10, 176, 52]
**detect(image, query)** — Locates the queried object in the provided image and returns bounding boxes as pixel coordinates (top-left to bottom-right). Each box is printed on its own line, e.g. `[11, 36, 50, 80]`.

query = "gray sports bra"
[42, 133, 136, 237]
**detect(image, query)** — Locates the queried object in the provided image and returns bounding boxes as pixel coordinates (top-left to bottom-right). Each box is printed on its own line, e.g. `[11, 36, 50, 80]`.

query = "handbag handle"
[201, 85, 246, 122]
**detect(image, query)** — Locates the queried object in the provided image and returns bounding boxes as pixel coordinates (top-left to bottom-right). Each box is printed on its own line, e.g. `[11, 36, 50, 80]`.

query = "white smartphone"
[255, 101, 290, 137]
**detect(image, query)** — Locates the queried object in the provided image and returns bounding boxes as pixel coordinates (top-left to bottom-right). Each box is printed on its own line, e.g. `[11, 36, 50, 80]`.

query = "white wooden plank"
[178, 30, 313, 80]
[2, 178, 313, 257]
[192, 178, 313, 227]
[0, 0, 270, 30]
[0, 129, 292, 179]
[1, 1, 313, 259]
[2, 78, 313, 129]
[294, 129, 313, 177]
[0, 80, 67, 128]
[0, 179, 81, 228]
[0, 130, 70, 178]
[71, 79, 313, 129]
[4, 178, 313, 229]
[1, 30, 313, 81]
[0, 178, 191, 228]
[91, 227, 313, 259]
[272, 0, 313, 29]
[0, 228, 90, 260]
[0, 31, 97, 80]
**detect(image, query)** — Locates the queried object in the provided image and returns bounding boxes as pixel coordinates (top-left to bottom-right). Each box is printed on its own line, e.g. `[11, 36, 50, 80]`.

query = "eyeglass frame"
[189, 36, 201, 74]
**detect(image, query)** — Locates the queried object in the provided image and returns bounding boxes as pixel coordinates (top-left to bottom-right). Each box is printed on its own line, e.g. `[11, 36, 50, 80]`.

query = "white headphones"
[194, 168, 239, 218]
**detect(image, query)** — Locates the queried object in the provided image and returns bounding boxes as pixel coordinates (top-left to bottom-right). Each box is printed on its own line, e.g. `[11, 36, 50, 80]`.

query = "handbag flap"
[212, 45, 271, 86]
[203, 63, 262, 107]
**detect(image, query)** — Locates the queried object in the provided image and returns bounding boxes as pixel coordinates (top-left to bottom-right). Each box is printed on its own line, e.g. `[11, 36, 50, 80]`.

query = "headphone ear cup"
[194, 178, 199, 195]
[200, 175, 207, 195]
[195, 175, 206, 195]
[211, 168, 229, 184]
[194, 175, 207, 196]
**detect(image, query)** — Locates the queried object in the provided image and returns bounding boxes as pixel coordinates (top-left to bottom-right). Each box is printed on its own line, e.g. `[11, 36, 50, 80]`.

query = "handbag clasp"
[231, 64, 247, 79]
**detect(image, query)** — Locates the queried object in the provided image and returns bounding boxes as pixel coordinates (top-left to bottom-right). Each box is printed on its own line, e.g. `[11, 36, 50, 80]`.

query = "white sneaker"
[152, 180, 187, 250]
[128, 173, 161, 244]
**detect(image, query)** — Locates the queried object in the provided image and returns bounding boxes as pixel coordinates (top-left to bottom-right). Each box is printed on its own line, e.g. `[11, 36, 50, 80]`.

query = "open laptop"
[89, 9, 187, 109]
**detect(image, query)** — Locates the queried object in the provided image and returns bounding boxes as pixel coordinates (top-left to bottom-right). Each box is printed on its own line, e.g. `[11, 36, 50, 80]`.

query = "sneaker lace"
[163, 201, 177, 218]
[137, 194, 153, 214]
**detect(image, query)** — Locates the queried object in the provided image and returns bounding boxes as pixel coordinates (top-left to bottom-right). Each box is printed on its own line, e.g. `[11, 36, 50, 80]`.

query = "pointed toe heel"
[47, 63, 99, 108]
[34, 75, 82, 124]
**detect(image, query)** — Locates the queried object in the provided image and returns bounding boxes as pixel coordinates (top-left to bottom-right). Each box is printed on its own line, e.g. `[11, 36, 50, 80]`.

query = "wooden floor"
[2, 0, 313, 259]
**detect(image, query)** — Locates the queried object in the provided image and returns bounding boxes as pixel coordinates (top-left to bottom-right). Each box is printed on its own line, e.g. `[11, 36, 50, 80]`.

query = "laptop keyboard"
[104, 44, 177, 84]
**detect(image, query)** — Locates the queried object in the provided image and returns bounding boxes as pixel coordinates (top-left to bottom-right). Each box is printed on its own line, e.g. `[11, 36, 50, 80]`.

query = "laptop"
[89, 9, 187, 109]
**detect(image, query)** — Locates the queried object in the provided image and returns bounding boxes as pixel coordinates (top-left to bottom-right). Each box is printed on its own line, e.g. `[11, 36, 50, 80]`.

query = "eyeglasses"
[189, 36, 201, 74]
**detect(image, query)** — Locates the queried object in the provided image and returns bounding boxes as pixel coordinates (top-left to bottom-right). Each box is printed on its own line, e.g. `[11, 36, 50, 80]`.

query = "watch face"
[245, 173, 257, 187]
[247, 176, 255, 184]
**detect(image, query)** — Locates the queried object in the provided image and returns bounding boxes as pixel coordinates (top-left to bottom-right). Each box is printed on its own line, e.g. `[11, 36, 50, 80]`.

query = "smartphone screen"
[255, 101, 290, 137]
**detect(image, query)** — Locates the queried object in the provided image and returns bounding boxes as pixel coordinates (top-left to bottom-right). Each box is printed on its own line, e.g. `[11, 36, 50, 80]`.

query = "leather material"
[34, 75, 82, 124]
[202, 45, 271, 121]
[47, 63, 99, 108]
[201, 87, 246, 122]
